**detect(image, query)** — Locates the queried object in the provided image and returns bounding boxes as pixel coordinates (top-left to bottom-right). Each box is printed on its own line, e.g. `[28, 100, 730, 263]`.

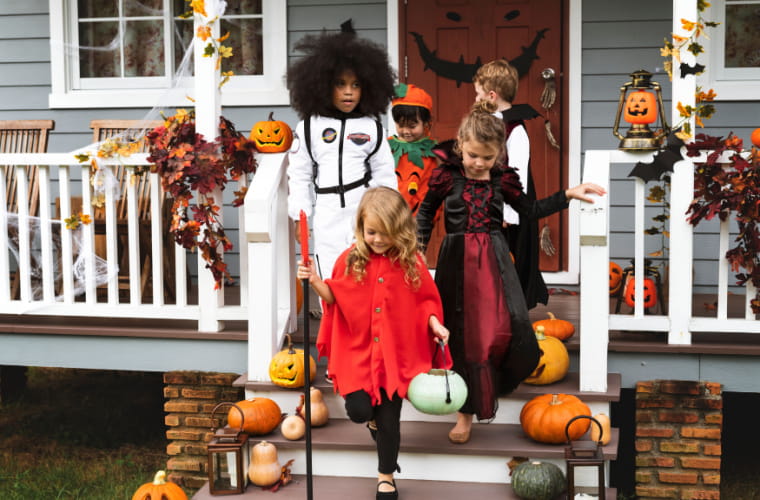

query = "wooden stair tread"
[192, 475, 616, 500]
[253, 418, 618, 460]
[237, 370, 621, 402]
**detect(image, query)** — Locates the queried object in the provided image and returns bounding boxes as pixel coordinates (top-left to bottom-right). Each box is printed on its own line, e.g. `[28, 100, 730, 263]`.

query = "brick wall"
[635, 380, 722, 500]
[163, 371, 244, 490]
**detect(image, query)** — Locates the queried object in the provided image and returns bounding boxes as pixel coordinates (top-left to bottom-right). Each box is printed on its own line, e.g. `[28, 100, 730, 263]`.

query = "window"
[700, 0, 760, 100]
[50, 0, 288, 108]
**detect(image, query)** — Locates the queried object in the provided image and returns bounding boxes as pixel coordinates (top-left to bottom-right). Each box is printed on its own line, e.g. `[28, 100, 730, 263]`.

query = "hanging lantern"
[207, 402, 250, 495]
[564, 415, 607, 500]
[612, 70, 670, 151]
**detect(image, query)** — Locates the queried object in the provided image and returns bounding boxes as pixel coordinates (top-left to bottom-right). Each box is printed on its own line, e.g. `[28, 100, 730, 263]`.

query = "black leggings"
[344, 388, 402, 474]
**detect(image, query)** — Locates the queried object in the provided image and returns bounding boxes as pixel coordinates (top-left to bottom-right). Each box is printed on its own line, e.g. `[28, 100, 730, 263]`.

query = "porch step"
[242, 417, 618, 483]
[192, 475, 617, 500]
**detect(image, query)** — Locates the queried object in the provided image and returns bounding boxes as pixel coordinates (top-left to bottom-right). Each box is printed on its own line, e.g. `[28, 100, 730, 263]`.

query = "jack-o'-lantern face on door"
[624, 90, 657, 125]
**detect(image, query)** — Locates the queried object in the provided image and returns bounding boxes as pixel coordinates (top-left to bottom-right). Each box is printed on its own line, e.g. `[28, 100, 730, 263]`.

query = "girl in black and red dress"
[416, 100, 605, 444]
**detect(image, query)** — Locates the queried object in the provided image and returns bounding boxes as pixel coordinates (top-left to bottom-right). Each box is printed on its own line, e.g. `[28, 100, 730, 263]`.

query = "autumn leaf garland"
[146, 109, 257, 288]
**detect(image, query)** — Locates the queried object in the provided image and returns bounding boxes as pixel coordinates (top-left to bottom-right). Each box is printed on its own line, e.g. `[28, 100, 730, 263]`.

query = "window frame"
[699, 0, 760, 101]
[49, 0, 288, 108]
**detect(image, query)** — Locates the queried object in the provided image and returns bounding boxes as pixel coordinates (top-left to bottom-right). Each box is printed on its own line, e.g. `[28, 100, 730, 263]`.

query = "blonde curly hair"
[346, 187, 421, 288]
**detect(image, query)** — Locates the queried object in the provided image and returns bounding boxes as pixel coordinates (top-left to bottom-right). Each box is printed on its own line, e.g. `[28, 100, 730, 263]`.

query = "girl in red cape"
[297, 186, 451, 500]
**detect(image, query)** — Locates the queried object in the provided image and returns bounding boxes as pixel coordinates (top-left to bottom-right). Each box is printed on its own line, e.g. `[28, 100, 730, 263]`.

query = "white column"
[667, 0, 698, 344]
[194, 0, 224, 331]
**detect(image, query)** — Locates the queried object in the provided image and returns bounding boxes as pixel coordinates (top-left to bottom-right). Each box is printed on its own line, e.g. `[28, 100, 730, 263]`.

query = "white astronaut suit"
[287, 114, 396, 278]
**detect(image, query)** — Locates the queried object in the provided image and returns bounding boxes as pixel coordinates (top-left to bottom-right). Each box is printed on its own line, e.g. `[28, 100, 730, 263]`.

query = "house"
[0, 0, 758, 497]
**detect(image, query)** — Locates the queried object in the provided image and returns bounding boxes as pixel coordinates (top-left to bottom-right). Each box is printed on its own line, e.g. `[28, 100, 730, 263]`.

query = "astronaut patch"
[347, 133, 370, 146]
[322, 128, 337, 143]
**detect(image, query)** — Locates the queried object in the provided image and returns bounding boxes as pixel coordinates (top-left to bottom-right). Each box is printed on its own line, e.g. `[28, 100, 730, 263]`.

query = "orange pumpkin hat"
[392, 83, 433, 112]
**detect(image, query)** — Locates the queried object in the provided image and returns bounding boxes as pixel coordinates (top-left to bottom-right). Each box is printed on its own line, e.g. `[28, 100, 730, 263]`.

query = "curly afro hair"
[287, 27, 397, 120]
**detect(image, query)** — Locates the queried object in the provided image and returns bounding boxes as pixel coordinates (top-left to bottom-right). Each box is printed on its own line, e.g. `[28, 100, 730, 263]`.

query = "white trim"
[48, 0, 288, 108]
[699, 0, 760, 101]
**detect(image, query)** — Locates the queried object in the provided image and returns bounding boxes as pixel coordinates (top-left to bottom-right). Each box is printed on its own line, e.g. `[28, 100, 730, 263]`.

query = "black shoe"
[376, 480, 397, 500]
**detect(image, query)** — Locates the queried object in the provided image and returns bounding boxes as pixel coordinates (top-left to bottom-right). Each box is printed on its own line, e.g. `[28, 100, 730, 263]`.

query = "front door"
[400, 0, 568, 273]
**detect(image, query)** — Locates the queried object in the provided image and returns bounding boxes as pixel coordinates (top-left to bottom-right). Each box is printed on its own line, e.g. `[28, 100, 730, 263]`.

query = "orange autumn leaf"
[196, 25, 212, 41]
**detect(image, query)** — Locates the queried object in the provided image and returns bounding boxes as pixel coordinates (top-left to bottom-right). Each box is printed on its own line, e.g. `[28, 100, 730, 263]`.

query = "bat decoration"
[446, 11, 462, 22]
[679, 62, 705, 77]
[627, 131, 685, 183]
[504, 10, 520, 21]
[409, 28, 548, 86]
[502, 104, 541, 122]
[340, 18, 355, 34]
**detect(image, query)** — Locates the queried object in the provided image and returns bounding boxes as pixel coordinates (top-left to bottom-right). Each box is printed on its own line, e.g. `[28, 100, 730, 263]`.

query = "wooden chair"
[88, 119, 175, 302]
[0, 120, 55, 299]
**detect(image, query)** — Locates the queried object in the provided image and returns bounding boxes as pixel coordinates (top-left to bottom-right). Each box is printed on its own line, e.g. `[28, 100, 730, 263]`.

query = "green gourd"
[511, 460, 566, 500]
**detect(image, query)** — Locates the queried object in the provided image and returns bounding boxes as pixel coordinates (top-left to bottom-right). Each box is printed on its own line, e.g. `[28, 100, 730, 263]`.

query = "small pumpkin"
[511, 460, 566, 500]
[623, 276, 658, 309]
[523, 326, 570, 385]
[520, 393, 591, 444]
[751, 127, 760, 148]
[228, 397, 282, 436]
[408, 368, 468, 415]
[590, 412, 612, 445]
[298, 386, 329, 427]
[250, 112, 293, 153]
[132, 470, 187, 500]
[531, 312, 575, 341]
[248, 441, 282, 487]
[624, 90, 657, 125]
[268, 333, 316, 388]
[609, 262, 623, 295]
[280, 414, 306, 440]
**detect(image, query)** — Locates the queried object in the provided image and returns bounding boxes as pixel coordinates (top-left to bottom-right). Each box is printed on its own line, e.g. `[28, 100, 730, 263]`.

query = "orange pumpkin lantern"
[132, 470, 187, 500]
[228, 397, 282, 436]
[250, 112, 293, 153]
[523, 326, 570, 385]
[268, 333, 317, 388]
[520, 393, 592, 444]
[623, 277, 658, 309]
[624, 90, 657, 125]
[609, 262, 623, 295]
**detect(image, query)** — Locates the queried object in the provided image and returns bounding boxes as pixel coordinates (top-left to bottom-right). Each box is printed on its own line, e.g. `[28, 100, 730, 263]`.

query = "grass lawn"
[0, 367, 174, 500]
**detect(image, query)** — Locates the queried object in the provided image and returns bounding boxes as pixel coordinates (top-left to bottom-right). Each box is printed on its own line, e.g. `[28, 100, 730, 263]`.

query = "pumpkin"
[250, 112, 293, 153]
[623, 276, 658, 309]
[531, 312, 575, 341]
[268, 333, 316, 388]
[228, 397, 282, 436]
[280, 414, 306, 440]
[248, 441, 282, 487]
[298, 386, 329, 427]
[751, 127, 760, 148]
[590, 412, 612, 445]
[132, 470, 187, 500]
[523, 326, 569, 385]
[408, 368, 468, 415]
[624, 90, 657, 125]
[609, 262, 623, 295]
[511, 460, 566, 500]
[520, 393, 591, 444]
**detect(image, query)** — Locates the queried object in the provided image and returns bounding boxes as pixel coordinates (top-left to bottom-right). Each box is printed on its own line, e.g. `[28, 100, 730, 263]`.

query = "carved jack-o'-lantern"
[268, 333, 316, 388]
[623, 277, 658, 309]
[624, 90, 658, 125]
[609, 262, 623, 296]
[250, 112, 293, 153]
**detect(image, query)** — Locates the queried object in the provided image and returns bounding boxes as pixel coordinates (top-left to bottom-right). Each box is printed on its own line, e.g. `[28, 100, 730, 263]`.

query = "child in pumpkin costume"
[298, 187, 451, 500]
[286, 21, 397, 280]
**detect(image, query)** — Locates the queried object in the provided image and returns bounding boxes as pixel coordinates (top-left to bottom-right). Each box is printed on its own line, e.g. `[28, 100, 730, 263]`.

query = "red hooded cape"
[317, 248, 452, 405]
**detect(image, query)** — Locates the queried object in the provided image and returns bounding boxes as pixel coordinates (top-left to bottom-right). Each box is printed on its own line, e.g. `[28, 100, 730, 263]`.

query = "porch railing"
[579, 149, 760, 392]
[0, 152, 253, 326]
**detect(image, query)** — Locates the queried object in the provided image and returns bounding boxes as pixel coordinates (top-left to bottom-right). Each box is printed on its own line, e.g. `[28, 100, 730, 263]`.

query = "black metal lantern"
[564, 415, 606, 500]
[613, 69, 670, 151]
[207, 402, 250, 495]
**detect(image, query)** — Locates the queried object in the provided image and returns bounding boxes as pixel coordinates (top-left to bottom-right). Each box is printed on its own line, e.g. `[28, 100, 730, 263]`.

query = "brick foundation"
[635, 380, 722, 499]
[163, 371, 244, 490]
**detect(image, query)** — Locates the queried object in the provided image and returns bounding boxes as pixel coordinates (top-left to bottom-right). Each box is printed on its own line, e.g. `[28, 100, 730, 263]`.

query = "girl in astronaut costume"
[286, 21, 398, 279]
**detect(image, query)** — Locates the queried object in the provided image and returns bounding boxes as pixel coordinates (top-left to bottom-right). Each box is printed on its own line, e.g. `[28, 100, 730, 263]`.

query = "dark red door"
[400, 0, 568, 272]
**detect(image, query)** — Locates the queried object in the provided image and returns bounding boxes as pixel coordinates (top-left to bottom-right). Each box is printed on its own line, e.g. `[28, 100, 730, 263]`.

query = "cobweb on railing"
[3, 212, 118, 301]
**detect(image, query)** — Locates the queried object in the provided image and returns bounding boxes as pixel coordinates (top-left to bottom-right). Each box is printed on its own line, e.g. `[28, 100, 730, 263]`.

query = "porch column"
[667, 0, 697, 345]
[194, 0, 224, 332]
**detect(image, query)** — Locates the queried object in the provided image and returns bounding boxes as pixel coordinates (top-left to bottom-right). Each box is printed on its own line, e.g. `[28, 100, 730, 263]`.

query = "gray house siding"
[582, 0, 760, 294]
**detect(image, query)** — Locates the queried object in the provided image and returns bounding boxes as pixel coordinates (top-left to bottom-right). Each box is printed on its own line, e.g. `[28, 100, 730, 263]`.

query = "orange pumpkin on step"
[520, 393, 591, 444]
[532, 312, 575, 341]
[228, 397, 282, 436]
